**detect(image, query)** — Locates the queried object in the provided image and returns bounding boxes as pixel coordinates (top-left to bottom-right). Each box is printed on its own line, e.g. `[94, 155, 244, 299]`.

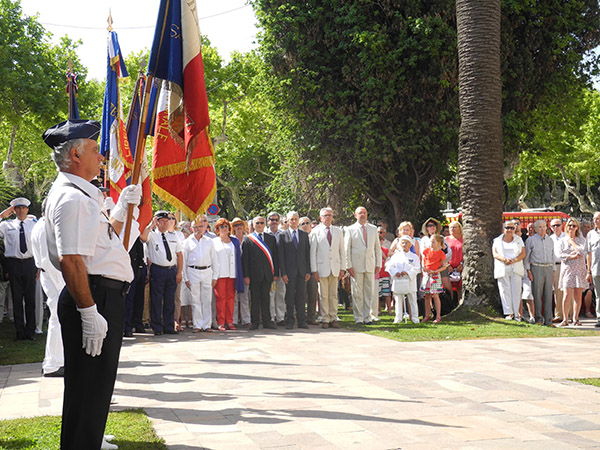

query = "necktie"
[19, 221, 27, 254]
[259, 233, 264, 242]
[327, 227, 332, 246]
[293, 230, 298, 248]
[162, 233, 172, 261]
[362, 225, 367, 246]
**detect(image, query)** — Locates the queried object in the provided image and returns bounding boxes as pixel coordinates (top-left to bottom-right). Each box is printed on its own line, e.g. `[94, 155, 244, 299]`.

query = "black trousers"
[58, 280, 126, 450]
[7, 257, 36, 338]
[250, 278, 272, 326]
[285, 272, 307, 326]
[125, 266, 146, 332]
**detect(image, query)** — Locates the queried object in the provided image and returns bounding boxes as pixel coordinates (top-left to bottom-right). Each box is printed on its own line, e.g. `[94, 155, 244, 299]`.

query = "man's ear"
[70, 146, 80, 160]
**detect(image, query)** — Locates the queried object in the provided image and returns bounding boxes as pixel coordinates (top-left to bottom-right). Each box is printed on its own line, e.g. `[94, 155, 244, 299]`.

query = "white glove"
[110, 185, 142, 222]
[77, 304, 108, 357]
[103, 196, 115, 212]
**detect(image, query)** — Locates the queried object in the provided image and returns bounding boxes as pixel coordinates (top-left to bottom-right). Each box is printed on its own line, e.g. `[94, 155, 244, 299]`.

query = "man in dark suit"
[278, 211, 311, 329]
[242, 216, 279, 330]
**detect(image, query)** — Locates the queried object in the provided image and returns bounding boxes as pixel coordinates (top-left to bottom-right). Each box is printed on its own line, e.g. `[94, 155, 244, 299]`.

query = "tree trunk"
[456, 0, 503, 308]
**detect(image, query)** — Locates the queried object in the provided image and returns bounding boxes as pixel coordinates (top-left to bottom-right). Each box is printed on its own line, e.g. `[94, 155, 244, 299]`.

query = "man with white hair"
[549, 218, 567, 323]
[42, 118, 141, 449]
[310, 207, 345, 328]
[266, 212, 286, 325]
[0, 197, 37, 341]
[524, 220, 555, 325]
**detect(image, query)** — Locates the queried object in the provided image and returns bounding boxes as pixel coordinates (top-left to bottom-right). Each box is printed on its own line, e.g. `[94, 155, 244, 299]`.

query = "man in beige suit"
[345, 206, 382, 324]
[310, 207, 345, 328]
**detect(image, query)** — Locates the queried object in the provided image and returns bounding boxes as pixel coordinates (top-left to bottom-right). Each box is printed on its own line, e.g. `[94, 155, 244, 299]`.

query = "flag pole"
[122, 73, 154, 248]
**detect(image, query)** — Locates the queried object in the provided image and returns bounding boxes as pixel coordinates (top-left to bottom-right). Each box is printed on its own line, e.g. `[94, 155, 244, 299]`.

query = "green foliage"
[0, 320, 46, 365]
[252, 0, 600, 225]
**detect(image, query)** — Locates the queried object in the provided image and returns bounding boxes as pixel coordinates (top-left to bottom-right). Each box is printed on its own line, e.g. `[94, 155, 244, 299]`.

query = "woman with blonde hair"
[557, 218, 587, 326]
[492, 220, 525, 320]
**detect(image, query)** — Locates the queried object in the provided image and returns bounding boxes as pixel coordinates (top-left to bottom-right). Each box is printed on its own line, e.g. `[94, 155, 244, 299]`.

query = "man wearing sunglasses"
[524, 220, 555, 326]
[549, 219, 567, 323]
[266, 212, 286, 326]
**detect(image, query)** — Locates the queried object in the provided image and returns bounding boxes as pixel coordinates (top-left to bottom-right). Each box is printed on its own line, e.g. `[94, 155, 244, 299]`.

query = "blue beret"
[42, 119, 101, 149]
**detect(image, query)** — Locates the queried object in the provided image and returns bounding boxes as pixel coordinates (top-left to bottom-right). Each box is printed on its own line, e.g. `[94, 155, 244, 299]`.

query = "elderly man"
[0, 197, 37, 341]
[278, 211, 311, 329]
[141, 211, 183, 336]
[345, 206, 382, 325]
[300, 216, 319, 325]
[242, 216, 279, 330]
[42, 119, 141, 449]
[181, 217, 218, 332]
[586, 212, 600, 328]
[549, 218, 567, 323]
[267, 211, 286, 325]
[524, 220, 555, 325]
[310, 207, 345, 328]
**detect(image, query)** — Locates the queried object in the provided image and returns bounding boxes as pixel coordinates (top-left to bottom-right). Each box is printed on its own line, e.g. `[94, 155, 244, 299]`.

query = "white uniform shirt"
[0, 217, 36, 259]
[146, 229, 182, 267]
[586, 228, 600, 277]
[31, 217, 65, 297]
[44, 172, 133, 282]
[181, 234, 218, 283]
[212, 238, 236, 279]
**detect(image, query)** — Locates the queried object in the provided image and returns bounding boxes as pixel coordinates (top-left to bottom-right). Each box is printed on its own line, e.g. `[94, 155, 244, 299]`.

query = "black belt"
[189, 265, 210, 270]
[152, 264, 176, 270]
[88, 275, 130, 295]
[8, 257, 33, 261]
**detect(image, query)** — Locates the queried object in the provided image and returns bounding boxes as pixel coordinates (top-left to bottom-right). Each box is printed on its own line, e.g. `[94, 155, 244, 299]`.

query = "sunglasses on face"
[300, 222, 310, 226]
[255, 221, 265, 225]
[426, 224, 436, 228]
[568, 224, 578, 228]
[269, 217, 279, 222]
[551, 224, 561, 227]
[504, 226, 515, 230]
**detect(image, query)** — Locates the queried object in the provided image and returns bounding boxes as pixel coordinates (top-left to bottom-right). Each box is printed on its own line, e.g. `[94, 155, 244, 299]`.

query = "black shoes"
[44, 367, 65, 378]
[154, 330, 163, 336]
[124, 330, 134, 338]
[298, 323, 309, 329]
[264, 322, 277, 329]
[164, 330, 178, 335]
[249, 323, 259, 330]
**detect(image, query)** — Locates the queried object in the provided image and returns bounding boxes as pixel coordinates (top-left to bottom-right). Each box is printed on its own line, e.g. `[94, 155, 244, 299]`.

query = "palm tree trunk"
[456, 0, 503, 308]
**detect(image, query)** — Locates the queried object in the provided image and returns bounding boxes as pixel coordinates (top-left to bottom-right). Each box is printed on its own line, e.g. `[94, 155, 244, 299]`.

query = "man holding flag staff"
[42, 119, 141, 450]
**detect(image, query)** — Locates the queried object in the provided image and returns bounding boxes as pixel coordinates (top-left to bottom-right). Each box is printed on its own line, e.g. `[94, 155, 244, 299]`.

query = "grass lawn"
[0, 321, 46, 366]
[338, 306, 600, 341]
[569, 378, 600, 388]
[0, 409, 166, 450]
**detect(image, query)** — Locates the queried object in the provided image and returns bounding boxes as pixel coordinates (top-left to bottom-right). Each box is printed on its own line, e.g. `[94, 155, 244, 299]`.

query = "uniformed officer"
[0, 197, 38, 340]
[141, 211, 183, 335]
[42, 119, 141, 450]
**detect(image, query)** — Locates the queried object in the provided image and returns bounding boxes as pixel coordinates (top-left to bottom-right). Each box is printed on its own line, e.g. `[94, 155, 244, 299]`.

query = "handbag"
[392, 276, 411, 294]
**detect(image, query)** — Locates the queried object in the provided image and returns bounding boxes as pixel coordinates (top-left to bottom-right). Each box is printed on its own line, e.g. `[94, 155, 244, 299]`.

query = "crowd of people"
[493, 216, 600, 327]
[0, 118, 599, 449]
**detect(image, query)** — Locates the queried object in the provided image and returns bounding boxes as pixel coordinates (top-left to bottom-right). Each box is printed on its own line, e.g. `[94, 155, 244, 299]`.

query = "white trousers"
[497, 266, 523, 316]
[183, 272, 213, 330]
[270, 277, 286, 322]
[318, 274, 338, 323]
[394, 292, 419, 324]
[351, 271, 374, 323]
[35, 279, 44, 333]
[233, 284, 251, 325]
[41, 270, 65, 374]
[370, 278, 380, 319]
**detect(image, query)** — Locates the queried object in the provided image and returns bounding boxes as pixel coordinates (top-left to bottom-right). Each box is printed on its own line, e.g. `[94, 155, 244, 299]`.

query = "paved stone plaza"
[1, 328, 600, 449]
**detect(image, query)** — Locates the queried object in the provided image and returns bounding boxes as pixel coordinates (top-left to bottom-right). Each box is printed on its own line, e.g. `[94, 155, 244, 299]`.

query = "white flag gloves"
[103, 196, 115, 212]
[110, 184, 142, 223]
[77, 304, 108, 357]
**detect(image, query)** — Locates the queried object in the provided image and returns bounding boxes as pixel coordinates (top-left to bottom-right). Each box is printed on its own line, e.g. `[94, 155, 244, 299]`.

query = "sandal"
[433, 318, 442, 324]
[586, 312, 594, 318]
[558, 321, 568, 327]
[574, 320, 582, 326]
[423, 316, 430, 323]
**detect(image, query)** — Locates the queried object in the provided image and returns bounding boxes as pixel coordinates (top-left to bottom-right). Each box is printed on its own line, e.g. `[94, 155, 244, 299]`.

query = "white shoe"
[372, 316, 381, 322]
[412, 319, 420, 324]
[101, 438, 118, 450]
[504, 315, 513, 320]
[104, 435, 115, 442]
[514, 316, 522, 322]
[528, 317, 535, 324]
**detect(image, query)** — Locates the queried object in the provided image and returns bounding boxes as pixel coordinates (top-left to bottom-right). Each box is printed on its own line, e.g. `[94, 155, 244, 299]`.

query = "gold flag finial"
[67, 57, 73, 72]
[107, 9, 113, 31]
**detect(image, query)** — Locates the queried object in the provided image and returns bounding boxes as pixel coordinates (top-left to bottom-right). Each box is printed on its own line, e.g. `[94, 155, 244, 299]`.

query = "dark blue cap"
[42, 119, 101, 149]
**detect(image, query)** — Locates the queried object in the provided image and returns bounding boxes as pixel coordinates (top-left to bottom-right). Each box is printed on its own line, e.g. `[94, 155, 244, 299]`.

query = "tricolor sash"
[247, 233, 274, 275]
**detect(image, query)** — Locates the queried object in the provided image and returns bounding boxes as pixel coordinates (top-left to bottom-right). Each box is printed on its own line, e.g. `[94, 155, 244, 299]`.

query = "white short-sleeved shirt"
[0, 217, 36, 259]
[181, 234, 218, 283]
[44, 172, 133, 283]
[146, 229, 182, 267]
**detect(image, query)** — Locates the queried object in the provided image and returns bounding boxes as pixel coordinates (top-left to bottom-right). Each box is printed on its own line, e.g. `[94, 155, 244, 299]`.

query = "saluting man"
[0, 197, 38, 341]
[141, 210, 183, 336]
[42, 119, 141, 450]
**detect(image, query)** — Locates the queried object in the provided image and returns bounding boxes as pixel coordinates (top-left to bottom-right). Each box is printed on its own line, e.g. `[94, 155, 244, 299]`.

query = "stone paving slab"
[1, 327, 600, 449]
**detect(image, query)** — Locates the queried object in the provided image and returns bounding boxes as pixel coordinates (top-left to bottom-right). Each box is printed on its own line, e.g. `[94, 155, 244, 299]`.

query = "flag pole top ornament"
[107, 9, 114, 32]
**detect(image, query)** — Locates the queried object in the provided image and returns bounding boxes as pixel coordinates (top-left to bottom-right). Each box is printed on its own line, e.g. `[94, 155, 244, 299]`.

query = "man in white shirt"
[310, 207, 345, 328]
[0, 197, 38, 341]
[141, 211, 183, 336]
[344, 206, 382, 325]
[42, 118, 140, 449]
[181, 217, 218, 332]
[267, 212, 286, 325]
[549, 219, 567, 322]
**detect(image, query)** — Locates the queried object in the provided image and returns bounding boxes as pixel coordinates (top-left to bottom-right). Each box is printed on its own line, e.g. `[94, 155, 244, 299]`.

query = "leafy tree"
[252, 0, 600, 226]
